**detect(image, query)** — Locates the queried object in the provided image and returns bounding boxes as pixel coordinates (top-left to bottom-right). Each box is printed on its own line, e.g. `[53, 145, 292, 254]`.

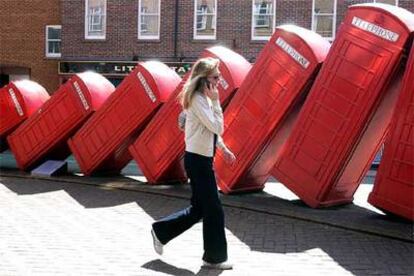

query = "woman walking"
[151, 57, 235, 270]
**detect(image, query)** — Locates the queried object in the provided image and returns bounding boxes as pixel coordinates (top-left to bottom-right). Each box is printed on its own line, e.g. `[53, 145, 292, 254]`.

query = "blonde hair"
[178, 57, 220, 109]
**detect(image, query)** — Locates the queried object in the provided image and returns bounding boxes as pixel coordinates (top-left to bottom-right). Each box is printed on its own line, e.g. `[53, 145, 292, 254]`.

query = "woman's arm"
[216, 136, 227, 150]
[217, 135, 236, 164]
[191, 94, 224, 135]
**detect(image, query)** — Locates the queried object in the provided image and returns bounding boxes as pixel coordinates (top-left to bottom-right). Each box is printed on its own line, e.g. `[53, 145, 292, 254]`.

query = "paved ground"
[0, 151, 413, 275]
[0, 174, 412, 276]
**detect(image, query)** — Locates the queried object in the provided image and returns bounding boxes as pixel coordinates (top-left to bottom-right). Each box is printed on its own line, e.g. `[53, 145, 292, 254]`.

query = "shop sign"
[59, 61, 193, 76]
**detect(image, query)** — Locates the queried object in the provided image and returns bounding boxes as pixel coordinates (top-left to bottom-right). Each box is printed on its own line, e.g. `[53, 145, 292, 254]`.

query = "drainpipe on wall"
[174, 0, 179, 61]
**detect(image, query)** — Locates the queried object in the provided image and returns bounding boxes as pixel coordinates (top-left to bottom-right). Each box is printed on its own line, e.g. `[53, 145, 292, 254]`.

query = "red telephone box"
[7, 72, 115, 170]
[68, 61, 181, 175]
[368, 43, 414, 221]
[214, 25, 330, 194]
[0, 80, 49, 152]
[272, 4, 414, 208]
[129, 46, 252, 183]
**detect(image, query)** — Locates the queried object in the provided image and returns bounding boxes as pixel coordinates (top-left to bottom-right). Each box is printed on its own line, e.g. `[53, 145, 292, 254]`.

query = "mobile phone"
[199, 78, 211, 90]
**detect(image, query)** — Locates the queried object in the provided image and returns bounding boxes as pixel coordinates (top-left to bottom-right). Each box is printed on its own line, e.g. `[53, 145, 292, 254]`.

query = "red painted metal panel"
[129, 46, 252, 183]
[7, 72, 114, 170]
[68, 61, 181, 175]
[272, 4, 414, 207]
[0, 80, 49, 151]
[215, 25, 330, 193]
[368, 43, 414, 221]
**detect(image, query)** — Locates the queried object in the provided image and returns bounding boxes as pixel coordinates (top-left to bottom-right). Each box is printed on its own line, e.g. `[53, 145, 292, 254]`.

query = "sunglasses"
[209, 75, 220, 80]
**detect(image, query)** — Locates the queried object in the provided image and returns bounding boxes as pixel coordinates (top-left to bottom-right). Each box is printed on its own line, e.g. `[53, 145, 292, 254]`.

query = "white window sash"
[45, 25, 61, 58]
[138, 0, 161, 40]
[254, 3, 272, 15]
[193, 0, 217, 40]
[85, 0, 106, 40]
[311, 0, 337, 41]
[251, 0, 276, 41]
[254, 14, 272, 28]
[196, 7, 209, 30]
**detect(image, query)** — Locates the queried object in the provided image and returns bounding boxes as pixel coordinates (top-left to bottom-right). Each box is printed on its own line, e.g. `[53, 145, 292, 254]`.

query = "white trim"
[193, 0, 217, 40]
[45, 25, 61, 58]
[138, 0, 161, 40]
[312, 0, 337, 41]
[85, 0, 107, 40]
[251, 0, 276, 41]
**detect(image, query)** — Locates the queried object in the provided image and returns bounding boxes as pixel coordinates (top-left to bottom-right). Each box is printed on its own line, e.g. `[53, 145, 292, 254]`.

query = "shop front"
[58, 61, 193, 87]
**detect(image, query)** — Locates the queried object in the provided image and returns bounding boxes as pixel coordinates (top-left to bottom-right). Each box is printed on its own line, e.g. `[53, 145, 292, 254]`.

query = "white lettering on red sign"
[114, 65, 136, 73]
[219, 77, 229, 90]
[137, 72, 156, 102]
[8, 88, 24, 116]
[275, 37, 310, 69]
[352, 16, 399, 42]
[73, 81, 90, 110]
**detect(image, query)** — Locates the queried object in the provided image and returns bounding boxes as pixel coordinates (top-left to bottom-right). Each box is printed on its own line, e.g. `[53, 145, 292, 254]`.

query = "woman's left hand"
[222, 148, 236, 165]
[204, 85, 219, 101]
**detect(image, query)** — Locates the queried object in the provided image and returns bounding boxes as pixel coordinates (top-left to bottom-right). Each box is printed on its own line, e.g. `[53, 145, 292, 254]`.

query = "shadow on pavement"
[142, 259, 196, 276]
[0, 176, 413, 276]
[142, 259, 224, 276]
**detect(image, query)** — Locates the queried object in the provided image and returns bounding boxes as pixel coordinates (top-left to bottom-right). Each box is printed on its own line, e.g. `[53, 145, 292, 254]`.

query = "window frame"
[193, 0, 217, 40]
[85, 0, 107, 40]
[311, 0, 337, 41]
[138, 0, 161, 40]
[45, 25, 62, 58]
[251, 0, 276, 41]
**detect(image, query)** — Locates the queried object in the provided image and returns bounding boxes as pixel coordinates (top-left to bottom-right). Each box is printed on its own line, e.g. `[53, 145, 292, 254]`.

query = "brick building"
[59, 0, 414, 86]
[1, 1, 413, 90]
[0, 0, 61, 93]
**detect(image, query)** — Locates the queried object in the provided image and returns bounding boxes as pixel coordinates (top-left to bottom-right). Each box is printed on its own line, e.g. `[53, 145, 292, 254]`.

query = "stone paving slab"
[0, 176, 413, 276]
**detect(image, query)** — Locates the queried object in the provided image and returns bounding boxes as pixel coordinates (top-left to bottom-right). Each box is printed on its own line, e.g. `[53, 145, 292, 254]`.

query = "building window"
[312, 0, 337, 41]
[85, 0, 107, 39]
[252, 0, 276, 40]
[45, 25, 61, 58]
[194, 0, 217, 40]
[372, 0, 398, 5]
[138, 0, 161, 40]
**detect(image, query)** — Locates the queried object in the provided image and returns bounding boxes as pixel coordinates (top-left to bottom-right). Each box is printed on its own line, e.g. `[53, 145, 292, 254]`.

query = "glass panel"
[314, 0, 334, 13]
[48, 41, 61, 54]
[87, 0, 106, 37]
[253, 0, 273, 15]
[253, 15, 273, 37]
[89, 7, 103, 31]
[48, 27, 61, 40]
[88, 0, 104, 8]
[315, 15, 333, 37]
[140, 15, 159, 36]
[141, 0, 159, 13]
[196, 0, 216, 37]
[196, 0, 215, 12]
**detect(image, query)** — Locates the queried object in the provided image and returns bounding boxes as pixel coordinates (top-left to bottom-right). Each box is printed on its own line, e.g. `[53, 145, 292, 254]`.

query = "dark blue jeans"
[152, 151, 228, 263]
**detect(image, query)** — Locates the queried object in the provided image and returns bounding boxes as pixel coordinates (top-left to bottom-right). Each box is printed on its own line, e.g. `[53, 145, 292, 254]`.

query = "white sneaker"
[202, 261, 233, 270]
[151, 229, 163, 255]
